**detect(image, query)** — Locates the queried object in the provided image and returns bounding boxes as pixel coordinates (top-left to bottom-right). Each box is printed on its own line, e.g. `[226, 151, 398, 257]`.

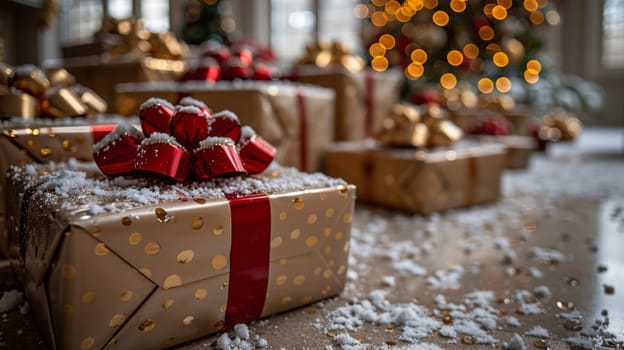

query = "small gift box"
[1, 64, 108, 120]
[288, 41, 402, 141]
[0, 121, 117, 257]
[6, 104, 355, 349]
[324, 104, 505, 214]
[115, 81, 335, 172]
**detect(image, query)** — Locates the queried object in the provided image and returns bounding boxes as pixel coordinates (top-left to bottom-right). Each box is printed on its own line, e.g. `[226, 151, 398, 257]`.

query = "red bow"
[93, 97, 275, 182]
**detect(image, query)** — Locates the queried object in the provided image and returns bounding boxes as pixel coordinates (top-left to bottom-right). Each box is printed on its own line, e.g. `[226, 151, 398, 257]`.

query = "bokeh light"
[523, 0, 539, 12]
[479, 26, 495, 41]
[384, 0, 401, 15]
[524, 70, 539, 84]
[496, 77, 512, 92]
[406, 62, 424, 79]
[477, 78, 495, 94]
[447, 50, 464, 66]
[371, 11, 389, 26]
[493, 52, 509, 67]
[424, 0, 438, 9]
[379, 34, 396, 49]
[369, 43, 386, 57]
[450, 0, 467, 13]
[491, 5, 508, 20]
[463, 43, 479, 59]
[433, 10, 450, 26]
[440, 73, 457, 89]
[526, 59, 542, 72]
[353, 4, 370, 18]
[497, 0, 513, 9]
[411, 48, 428, 63]
[530, 11, 544, 24]
[372, 56, 389, 71]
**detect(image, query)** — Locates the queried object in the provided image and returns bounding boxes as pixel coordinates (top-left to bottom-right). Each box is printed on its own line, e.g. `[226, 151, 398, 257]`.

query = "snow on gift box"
[5, 99, 355, 350]
[324, 103, 506, 214]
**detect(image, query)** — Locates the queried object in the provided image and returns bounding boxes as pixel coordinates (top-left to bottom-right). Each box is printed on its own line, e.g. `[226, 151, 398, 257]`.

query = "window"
[271, 0, 360, 63]
[602, 0, 624, 68]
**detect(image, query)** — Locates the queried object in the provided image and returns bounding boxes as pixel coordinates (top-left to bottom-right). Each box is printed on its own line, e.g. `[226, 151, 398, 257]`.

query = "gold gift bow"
[0, 65, 107, 120]
[295, 41, 365, 74]
[376, 103, 464, 147]
[537, 109, 582, 142]
[95, 17, 187, 60]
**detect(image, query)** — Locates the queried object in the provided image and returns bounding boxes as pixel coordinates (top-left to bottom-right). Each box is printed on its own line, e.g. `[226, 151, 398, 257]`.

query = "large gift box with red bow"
[5, 101, 355, 350]
[115, 81, 335, 172]
[0, 120, 118, 257]
[324, 104, 506, 214]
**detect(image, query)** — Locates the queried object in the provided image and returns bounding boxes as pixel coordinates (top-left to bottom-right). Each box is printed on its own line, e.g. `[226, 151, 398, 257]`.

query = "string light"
[406, 62, 424, 79]
[479, 26, 495, 41]
[463, 43, 479, 59]
[424, 0, 438, 9]
[497, 0, 513, 9]
[384, 0, 401, 15]
[411, 48, 428, 63]
[491, 5, 508, 20]
[477, 78, 494, 94]
[496, 77, 512, 92]
[371, 11, 389, 26]
[369, 43, 386, 57]
[440, 73, 457, 89]
[447, 50, 464, 66]
[524, 70, 539, 84]
[523, 0, 538, 12]
[526, 59, 542, 73]
[492, 52, 509, 67]
[432, 10, 450, 26]
[371, 56, 389, 71]
[450, 0, 467, 13]
[379, 34, 396, 49]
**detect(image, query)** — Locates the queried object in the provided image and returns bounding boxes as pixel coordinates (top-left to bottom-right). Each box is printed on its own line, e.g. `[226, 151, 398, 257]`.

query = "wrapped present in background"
[325, 104, 506, 214]
[529, 108, 583, 151]
[51, 17, 188, 113]
[0, 122, 117, 257]
[0, 64, 107, 120]
[288, 41, 402, 141]
[115, 81, 335, 172]
[7, 124, 355, 350]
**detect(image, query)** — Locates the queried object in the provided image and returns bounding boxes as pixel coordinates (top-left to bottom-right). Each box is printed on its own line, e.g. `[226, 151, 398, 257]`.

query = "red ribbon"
[296, 88, 308, 172]
[90, 125, 119, 143]
[224, 193, 271, 329]
[93, 99, 275, 182]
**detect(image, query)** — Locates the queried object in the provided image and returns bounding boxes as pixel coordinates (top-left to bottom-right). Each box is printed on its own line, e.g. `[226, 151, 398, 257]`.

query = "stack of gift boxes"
[0, 29, 573, 349]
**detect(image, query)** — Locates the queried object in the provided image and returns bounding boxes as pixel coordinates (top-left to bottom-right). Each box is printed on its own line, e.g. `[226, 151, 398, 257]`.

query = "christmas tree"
[357, 0, 603, 115]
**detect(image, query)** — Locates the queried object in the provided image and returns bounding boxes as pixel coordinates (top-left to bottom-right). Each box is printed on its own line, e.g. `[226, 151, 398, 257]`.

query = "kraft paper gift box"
[115, 81, 335, 172]
[287, 67, 402, 141]
[473, 135, 536, 170]
[7, 163, 355, 350]
[46, 56, 186, 113]
[324, 140, 506, 214]
[0, 121, 117, 257]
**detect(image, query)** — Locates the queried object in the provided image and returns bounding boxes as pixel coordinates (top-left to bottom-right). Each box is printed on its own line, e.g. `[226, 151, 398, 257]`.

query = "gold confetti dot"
[279, 211, 287, 221]
[323, 227, 332, 237]
[40, 147, 52, 157]
[307, 214, 318, 224]
[144, 242, 161, 256]
[94, 243, 109, 256]
[164, 274, 182, 289]
[120, 290, 133, 301]
[337, 185, 348, 196]
[8, 129, 17, 138]
[89, 226, 101, 236]
[61, 139, 72, 151]
[195, 288, 207, 300]
[138, 319, 155, 332]
[64, 304, 74, 316]
[325, 208, 335, 217]
[80, 337, 95, 349]
[26, 140, 35, 147]
[121, 217, 132, 226]
[213, 224, 224, 235]
[155, 208, 168, 222]
[81, 292, 96, 304]
[323, 269, 333, 279]
[109, 314, 125, 328]
[220, 282, 228, 290]
[193, 198, 206, 204]
[314, 267, 323, 275]
[177, 250, 194, 264]
[183, 316, 195, 325]
[63, 264, 76, 279]
[32, 128, 40, 136]
[337, 265, 346, 275]
[293, 274, 306, 286]
[128, 232, 141, 245]
[212, 254, 227, 270]
[276, 275, 288, 286]
[305, 235, 319, 248]
[294, 198, 304, 210]
[281, 296, 293, 304]
[335, 232, 344, 240]
[271, 236, 283, 248]
[342, 213, 352, 224]
[162, 299, 175, 309]
[139, 267, 152, 278]
[320, 193, 327, 200]
[290, 228, 301, 240]
[191, 217, 204, 230]
[220, 303, 227, 313]
[324, 245, 332, 255]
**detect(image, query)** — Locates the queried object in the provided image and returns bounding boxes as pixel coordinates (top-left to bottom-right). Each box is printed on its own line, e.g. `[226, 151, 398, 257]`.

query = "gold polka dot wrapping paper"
[324, 140, 506, 214]
[6, 166, 355, 350]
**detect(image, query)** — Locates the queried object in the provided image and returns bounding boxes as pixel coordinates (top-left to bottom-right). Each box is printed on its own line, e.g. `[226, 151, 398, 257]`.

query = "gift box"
[46, 56, 186, 114]
[324, 140, 505, 214]
[473, 135, 536, 170]
[115, 81, 335, 172]
[7, 162, 355, 350]
[288, 66, 402, 141]
[0, 121, 117, 257]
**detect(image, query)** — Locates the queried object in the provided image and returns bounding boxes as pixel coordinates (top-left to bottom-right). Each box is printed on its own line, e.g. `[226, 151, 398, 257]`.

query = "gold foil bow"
[478, 93, 516, 112]
[537, 109, 582, 142]
[95, 17, 187, 60]
[377, 103, 464, 147]
[296, 41, 365, 73]
[439, 85, 478, 111]
[0, 65, 107, 120]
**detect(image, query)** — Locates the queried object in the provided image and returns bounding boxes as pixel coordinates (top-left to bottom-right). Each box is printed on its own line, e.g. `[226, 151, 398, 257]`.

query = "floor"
[1, 127, 623, 349]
